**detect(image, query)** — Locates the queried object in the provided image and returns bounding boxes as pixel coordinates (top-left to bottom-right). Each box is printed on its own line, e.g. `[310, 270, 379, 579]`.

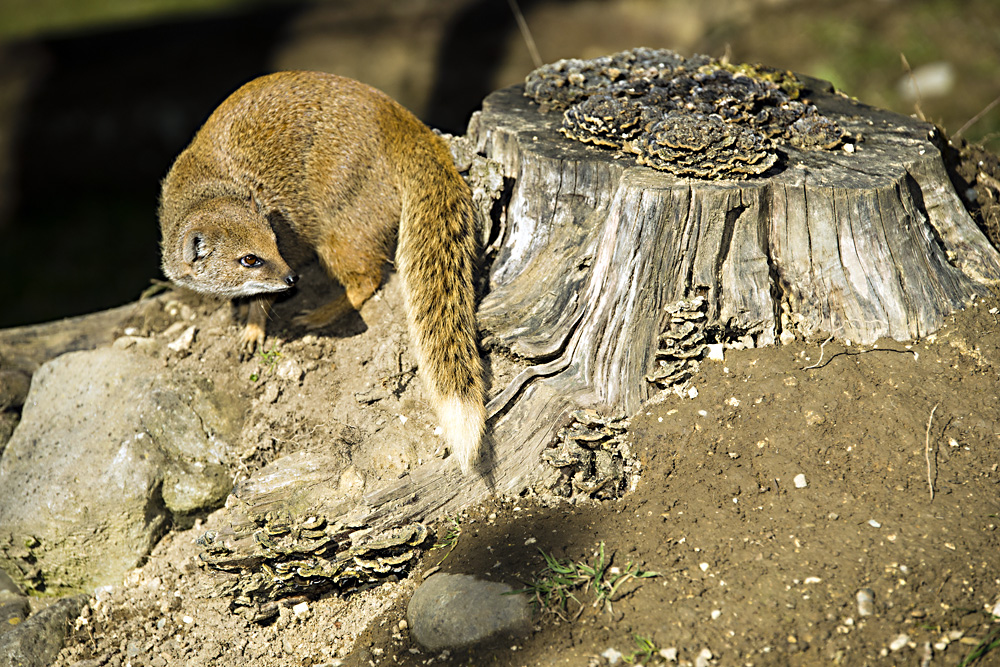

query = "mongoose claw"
[239, 323, 266, 360]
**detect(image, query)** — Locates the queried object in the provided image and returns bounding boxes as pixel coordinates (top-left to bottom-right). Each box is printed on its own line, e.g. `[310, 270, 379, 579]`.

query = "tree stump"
[198, 60, 1000, 607]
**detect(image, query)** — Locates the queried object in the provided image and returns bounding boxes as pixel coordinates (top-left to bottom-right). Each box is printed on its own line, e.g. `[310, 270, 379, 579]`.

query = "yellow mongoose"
[159, 71, 485, 472]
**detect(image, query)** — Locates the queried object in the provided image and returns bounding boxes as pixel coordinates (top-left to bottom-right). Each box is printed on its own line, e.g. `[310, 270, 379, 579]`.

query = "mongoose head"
[164, 197, 298, 299]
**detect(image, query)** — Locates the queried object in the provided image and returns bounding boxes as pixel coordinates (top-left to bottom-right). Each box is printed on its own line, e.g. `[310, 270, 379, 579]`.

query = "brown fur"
[159, 71, 485, 471]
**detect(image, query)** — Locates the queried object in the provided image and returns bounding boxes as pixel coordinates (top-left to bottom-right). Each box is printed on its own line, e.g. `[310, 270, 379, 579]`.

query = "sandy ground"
[42, 272, 1000, 667]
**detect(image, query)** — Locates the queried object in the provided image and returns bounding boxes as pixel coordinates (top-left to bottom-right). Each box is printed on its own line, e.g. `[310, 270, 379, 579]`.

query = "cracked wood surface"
[206, 81, 1000, 598]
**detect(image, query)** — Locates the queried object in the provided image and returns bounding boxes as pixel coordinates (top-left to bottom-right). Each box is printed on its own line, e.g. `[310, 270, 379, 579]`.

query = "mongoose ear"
[181, 228, 212, 265]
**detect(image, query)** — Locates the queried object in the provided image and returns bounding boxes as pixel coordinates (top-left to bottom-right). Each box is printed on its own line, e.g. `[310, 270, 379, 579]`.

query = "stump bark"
[198, 79, 1000, 603]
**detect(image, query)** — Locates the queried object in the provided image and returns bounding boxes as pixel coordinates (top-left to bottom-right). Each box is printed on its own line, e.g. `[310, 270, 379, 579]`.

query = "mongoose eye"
[240, 254, 264, 268]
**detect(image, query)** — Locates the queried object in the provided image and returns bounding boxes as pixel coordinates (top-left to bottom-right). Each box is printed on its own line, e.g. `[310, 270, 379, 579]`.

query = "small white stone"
[843, 143, 855, 154]
[706, 343, 724, 361]
[600, 648, 623, 665]
[857, 588, 876, 616]
[710, 609, 721, 620]
[660, 647, 678, 662]
[793, 474, 808, 489]
[804, 576, 822, 584]
[166, 325, 197, 352]
[889, 633, 910, 651]
[182, 615, 194, 624]
[869, 519, 882, 528]
[688, 386, 699, 399]
[261, 383, 280, 404]
[292, 601, 310, 617]
[699, 562, 709, 572]
[276, 359, 303, 382]
[694, 647, 713, 667]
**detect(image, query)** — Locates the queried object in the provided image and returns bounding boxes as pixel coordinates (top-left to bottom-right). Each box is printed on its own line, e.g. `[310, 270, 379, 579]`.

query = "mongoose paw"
[239, 323, 266, 360]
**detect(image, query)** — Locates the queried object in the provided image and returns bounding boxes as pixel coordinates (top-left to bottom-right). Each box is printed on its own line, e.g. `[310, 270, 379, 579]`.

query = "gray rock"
[0, 412, 17, 455]
[0, 594, 87, 667]
[0, 370, 30, 411]
[0, 348, 245, 594]
[0, 591, 30, 637]
[0, 370, 30, 454]
[406, 573, 532, 650]
[0, 567, 20, 595]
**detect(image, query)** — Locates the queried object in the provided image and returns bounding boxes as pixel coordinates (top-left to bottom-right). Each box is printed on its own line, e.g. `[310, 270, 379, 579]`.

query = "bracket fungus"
[525, 48, 852, 179]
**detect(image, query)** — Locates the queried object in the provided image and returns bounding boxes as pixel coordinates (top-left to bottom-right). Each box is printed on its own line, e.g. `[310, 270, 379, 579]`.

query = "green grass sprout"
[518, 541, 659, 620]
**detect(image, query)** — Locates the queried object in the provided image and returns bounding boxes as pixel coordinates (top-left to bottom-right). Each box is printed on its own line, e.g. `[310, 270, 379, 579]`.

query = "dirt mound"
[45, 287, 1000, 667]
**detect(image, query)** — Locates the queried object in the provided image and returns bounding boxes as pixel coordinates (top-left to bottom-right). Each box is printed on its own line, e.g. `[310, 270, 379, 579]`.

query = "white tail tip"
[437, 395, 486, 473]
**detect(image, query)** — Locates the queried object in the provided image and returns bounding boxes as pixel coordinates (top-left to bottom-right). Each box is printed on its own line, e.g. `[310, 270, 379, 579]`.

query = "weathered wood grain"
[205, 80, 1000, 603]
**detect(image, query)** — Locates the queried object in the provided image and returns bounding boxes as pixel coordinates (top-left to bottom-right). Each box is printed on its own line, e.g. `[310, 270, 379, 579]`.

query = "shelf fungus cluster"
[537, 409, 634, 500]
[524, 47, 851, 179]
[645, 296, 711, 390]
[198, 513, 428, 613]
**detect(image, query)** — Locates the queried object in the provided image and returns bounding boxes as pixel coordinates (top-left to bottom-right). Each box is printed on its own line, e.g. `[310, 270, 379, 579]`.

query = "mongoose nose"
[285, 274, 298, 286]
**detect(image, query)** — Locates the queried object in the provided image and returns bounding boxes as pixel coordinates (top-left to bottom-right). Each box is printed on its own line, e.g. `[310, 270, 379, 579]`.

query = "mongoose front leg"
[291, 273, 381, 330]
[293, 235, 385, 330]
[240, 295, 274, 359]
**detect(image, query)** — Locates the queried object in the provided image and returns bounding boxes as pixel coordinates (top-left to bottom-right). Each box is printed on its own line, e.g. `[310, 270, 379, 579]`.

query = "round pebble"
[856, 588, 876, 616]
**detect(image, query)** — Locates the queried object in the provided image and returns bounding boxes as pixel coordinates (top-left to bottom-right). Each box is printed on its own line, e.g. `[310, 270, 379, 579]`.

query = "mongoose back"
[159, 71, 485, 472]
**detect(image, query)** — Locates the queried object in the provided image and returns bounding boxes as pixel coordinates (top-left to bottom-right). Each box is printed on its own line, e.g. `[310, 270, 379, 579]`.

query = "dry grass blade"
[506, 0, 542, 68]
[954, 93, 1000, 140]
[925, 404, 938, 501]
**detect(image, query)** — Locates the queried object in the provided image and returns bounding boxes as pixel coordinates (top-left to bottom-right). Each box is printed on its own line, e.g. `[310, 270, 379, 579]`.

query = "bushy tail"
[396, 153, 485, 472]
